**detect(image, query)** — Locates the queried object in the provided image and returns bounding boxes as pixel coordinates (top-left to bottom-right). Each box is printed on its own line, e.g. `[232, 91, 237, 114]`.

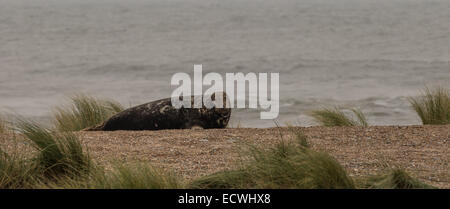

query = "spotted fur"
[85, 93, 231, 131]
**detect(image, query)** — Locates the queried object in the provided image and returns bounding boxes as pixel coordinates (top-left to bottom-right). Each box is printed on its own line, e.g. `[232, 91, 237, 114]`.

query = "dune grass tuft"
[188, 169, 249, 189]
[358, 169, 436, 189]
[409, 86, 450, 125]
[53, 94, 125, 131]
[43, 163, 183, 189]
[0, 147, 37, 189]
[16, 120, 92, 178]
[94, 163, 183, 189]
[190, 137, 355, 189]
[309, 107, 368, 127]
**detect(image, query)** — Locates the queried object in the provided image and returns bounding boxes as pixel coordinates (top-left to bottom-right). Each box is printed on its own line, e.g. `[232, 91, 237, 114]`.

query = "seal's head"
[179, 92, 232, 129]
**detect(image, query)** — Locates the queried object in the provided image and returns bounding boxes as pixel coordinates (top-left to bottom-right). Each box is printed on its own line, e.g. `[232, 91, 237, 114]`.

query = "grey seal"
[85, 93, 231, 131]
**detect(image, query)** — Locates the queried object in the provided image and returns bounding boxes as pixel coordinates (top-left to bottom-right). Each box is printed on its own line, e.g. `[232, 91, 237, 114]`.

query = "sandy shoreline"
[1, 125, 449, 188]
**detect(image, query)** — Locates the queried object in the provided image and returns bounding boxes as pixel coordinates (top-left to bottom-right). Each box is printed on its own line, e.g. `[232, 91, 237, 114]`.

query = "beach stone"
[85, 93, 231, 131]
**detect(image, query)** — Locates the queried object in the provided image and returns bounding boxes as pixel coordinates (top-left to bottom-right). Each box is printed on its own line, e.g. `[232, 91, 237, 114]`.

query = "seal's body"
[86, 94, 231, 131]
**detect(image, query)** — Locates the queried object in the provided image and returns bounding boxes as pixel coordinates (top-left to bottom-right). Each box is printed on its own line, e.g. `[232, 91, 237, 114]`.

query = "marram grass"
[357, 169, 436, 189]
[190, 138, 355, 189]
[53, 94, 125, 131]
[0, 147, 38, 189]
[16, 120, 92, 178]
[310, 107, 368, 127]
[41, 163, 183, 189]
[99, 163, 183, 189]
[409, 86, 450, 125]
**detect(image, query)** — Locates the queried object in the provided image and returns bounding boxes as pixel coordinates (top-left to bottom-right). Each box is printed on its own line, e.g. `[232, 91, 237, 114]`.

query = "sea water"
[0, 0, 449, 127]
